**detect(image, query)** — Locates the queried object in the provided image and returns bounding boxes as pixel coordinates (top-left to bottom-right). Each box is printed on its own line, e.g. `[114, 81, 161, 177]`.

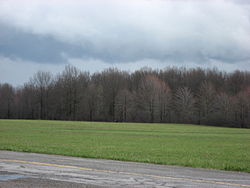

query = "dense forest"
[0, 66, 250, 128]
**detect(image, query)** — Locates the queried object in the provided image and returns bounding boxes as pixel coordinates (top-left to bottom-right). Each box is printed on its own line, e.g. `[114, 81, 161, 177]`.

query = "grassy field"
[0, 120, 249, 172]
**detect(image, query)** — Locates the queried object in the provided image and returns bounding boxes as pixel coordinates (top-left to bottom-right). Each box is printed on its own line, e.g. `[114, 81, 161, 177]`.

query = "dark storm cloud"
[1, 20, 249, 65]
[0, 0, 250, 85]
[0, 0, 250, 65]
[0, 22, 97, 63]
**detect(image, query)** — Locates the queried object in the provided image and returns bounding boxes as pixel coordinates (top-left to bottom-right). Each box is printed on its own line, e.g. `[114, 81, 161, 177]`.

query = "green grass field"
[0, 120, 249, 172]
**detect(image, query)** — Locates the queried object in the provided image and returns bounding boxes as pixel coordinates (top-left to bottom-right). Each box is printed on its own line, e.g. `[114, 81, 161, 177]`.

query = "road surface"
[0, 150, 249, 187]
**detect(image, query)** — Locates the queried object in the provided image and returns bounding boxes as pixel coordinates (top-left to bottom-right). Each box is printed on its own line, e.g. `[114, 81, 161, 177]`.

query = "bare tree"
[0, 83, 15, 118]
[214, 93, 234, 126]
[234, 88, 250, 128]
[85, 83, 102, 121]
[174, 87, 196, 123]
[114, 89, 133, 122]
[97, 68, 127, 121]
[0, 66, 250, 128]
[227, 71, 245, 95]
[17, 83, 37, 119]
[134, 75, 167, 122]
[158, 81, 172, 122]
[197, 81, 216, 124]
[30, 71, 53, 119]
[58, 65, 81, 120]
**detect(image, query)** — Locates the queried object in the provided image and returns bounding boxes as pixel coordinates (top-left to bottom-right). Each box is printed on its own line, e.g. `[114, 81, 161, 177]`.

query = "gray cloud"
[0, 0, 250, 85]
[0, 0, 250, 64]
[0, 23, 66, 63]
[0, 22, 100, 63]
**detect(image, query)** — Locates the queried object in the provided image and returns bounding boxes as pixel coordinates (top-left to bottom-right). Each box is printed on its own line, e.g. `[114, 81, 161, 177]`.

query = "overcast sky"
[0, 0, 250, 86]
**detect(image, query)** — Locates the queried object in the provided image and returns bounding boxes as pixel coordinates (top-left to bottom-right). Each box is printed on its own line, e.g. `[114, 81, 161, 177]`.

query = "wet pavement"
[0, 151, 250, 188]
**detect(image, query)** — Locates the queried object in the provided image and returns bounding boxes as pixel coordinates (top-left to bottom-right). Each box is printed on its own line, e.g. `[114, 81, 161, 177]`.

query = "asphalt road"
[0, 151, 249, 188]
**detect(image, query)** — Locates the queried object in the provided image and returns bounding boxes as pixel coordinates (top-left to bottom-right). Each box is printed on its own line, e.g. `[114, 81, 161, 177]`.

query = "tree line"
[0, 66, 250, 128]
